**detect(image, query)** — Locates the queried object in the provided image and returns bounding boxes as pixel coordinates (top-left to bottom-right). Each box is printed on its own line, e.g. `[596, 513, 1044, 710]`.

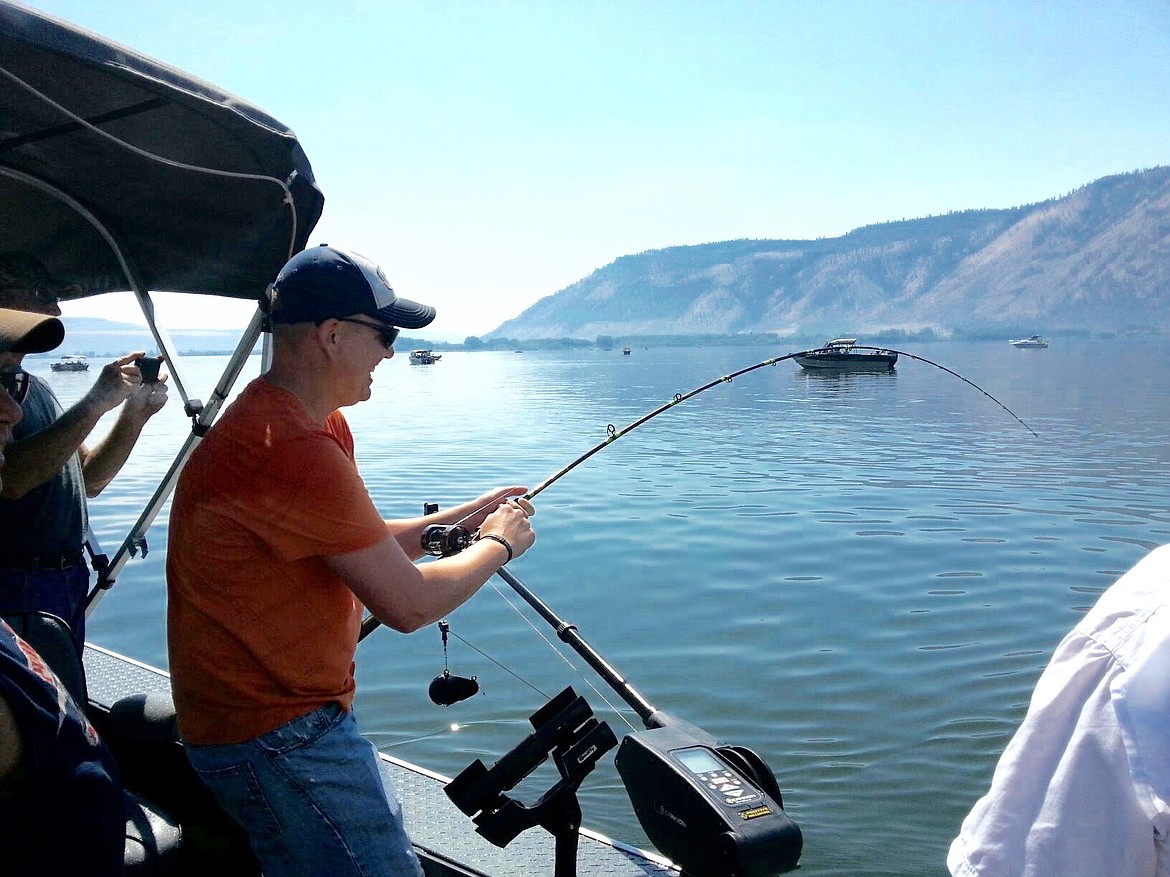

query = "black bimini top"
[0, 0, 324, 301]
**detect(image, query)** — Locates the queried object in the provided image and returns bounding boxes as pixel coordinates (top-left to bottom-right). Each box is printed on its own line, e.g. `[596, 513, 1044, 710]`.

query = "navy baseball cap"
[269, 245, 436, 329]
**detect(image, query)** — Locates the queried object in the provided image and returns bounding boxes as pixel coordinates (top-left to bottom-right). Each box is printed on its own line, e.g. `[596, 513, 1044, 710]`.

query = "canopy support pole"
[85, 304, 266, 614]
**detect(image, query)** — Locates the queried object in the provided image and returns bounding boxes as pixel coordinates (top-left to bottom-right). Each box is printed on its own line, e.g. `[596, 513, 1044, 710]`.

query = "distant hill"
[488, 167, 1170, 341]
[21, 317, 250, 358]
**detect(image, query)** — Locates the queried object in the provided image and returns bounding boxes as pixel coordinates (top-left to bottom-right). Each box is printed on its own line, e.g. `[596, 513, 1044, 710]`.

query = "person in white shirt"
[949, 544, 1170, 877]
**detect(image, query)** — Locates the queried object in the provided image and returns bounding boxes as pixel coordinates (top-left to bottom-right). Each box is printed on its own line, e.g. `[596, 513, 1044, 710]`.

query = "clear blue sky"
[31, 0, 1170, 339]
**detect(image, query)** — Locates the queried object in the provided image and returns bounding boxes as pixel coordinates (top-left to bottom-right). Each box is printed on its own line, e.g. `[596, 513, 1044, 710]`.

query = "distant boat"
[50, 354, 89, 372]
[1010, 335, 1049, 349]
[794, 338, 897, 371]
[408, 349, 441, 364]
[622, 347, 632, 355]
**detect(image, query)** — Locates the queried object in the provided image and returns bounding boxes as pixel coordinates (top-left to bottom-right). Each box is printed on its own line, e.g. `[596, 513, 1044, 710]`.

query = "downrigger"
[415, 501, 803, 877]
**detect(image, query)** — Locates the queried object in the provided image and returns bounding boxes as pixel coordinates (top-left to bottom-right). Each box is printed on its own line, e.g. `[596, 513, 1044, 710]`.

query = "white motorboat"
[49, 353, 90, 371]
[1010, 335, 1049, 348]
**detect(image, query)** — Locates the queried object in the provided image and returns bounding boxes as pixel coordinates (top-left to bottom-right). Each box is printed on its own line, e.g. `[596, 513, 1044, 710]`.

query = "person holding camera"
[0, 252, 169, 652]
[0, 305, 126, 876]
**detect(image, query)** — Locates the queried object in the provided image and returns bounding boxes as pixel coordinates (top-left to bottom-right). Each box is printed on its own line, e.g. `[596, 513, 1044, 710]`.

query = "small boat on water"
[50, 353, 89, 371]
[409, 349, 441, 364]
[794, 338, 897, 371]
[622, 347, 632, 355]
[1010, 335, 1049, 349]
[1, 5, 801, 875]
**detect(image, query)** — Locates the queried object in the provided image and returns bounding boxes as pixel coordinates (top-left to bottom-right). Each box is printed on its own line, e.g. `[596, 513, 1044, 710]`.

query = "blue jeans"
[0, 563, 89, 654]
[184, 702, 423, 877]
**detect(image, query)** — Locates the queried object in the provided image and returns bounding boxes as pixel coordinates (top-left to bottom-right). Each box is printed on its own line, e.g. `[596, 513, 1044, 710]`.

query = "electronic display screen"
[674, 747, 724, 775]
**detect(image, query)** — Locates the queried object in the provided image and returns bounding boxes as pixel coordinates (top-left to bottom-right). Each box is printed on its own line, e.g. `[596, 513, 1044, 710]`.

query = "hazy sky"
[29, 0, 1170, 339]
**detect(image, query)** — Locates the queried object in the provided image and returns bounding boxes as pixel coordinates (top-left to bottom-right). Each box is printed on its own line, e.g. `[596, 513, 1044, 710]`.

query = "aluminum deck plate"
[84, 645, 678, 877]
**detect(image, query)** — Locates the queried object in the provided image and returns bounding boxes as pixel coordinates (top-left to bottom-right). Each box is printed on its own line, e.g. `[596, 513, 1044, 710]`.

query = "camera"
[135, 355, 163, 384]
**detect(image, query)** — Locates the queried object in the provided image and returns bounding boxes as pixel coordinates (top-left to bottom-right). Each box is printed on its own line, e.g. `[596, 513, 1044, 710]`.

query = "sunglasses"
[0, 369, 30, 405]
[334, 317, 399, 350]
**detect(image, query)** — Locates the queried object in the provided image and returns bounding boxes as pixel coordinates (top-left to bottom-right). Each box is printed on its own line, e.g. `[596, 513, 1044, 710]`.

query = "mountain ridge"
[488, 167, 1170, 340]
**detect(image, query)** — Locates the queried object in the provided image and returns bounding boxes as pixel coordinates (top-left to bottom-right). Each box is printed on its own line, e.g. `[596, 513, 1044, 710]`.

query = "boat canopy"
[0, 0, 324, 302]
[1, 0, 325, 603]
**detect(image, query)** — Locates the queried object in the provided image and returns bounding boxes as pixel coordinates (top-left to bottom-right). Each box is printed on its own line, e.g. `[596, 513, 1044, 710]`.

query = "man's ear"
[314, 318, 341, 355]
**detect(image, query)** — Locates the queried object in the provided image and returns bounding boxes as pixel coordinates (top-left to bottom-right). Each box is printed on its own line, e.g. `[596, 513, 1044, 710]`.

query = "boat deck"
[83, 645, 678, 877]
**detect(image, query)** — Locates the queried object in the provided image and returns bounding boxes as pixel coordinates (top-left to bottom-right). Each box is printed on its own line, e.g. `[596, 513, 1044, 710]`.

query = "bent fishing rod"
[358, 344, 1036, 642]
[521, 345, 1035, 504]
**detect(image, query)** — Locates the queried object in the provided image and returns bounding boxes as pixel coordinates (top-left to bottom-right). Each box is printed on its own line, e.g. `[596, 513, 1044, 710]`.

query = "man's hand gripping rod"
[419, 497, 536, 558]
[358, 496, 535, 642]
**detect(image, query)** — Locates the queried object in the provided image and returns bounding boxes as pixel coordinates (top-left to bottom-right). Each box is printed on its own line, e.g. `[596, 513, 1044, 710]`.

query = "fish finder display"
[674, 747, 725, 775]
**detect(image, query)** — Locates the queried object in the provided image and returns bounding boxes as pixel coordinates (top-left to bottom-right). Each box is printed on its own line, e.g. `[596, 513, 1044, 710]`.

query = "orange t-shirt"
[166, 377, 389, 745]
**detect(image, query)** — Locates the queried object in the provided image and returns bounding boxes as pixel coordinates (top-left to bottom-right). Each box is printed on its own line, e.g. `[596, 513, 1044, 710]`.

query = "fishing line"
[418, 590, 641, 732]
[487, 581, 641, 733]
[368, 719, 515, 750]
[443, 620, 548, 699]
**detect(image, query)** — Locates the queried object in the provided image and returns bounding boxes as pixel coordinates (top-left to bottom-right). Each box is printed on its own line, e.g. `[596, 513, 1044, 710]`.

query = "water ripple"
[46, 339, 1170, 877]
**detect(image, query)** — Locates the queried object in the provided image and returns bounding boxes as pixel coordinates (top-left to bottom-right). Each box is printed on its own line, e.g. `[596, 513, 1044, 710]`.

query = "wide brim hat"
[0, 307, 65, 353]
[269, 245, 436, 329]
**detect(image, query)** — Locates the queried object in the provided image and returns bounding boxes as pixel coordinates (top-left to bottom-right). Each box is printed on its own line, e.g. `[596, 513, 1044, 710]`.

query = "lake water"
[30, 338, 1170, 876]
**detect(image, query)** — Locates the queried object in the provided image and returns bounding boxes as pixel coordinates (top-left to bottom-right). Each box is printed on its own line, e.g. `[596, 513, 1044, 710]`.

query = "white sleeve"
[948, 632, 1161, 877]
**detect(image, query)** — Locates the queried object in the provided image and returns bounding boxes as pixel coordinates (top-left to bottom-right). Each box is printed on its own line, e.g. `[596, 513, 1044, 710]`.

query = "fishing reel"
[422, 524, 476, 557]
[420, 497, 535, 558]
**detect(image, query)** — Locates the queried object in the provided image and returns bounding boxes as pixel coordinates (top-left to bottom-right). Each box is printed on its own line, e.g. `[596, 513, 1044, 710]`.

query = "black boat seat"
[110, 691, 181, 744]
[0, 611, 183, 874]
[125, 788, 183, 875]
[2, 610, 87, 704]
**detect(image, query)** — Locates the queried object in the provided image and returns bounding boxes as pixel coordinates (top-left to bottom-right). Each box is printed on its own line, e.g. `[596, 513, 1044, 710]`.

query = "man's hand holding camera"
[125, 355, 168, 422]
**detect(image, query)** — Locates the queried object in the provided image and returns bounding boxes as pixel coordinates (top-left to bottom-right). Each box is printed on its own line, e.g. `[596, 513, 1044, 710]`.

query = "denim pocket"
[194, 760, 282, 841]
[257, 702, 347, 757]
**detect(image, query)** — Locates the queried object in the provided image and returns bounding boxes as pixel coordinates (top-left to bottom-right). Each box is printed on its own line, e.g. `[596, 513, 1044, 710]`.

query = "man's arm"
[80, 380, 168, 497]
[0, 353, 145, 499]
[326, 500, 535, 633]
[385, 486, 527, 560]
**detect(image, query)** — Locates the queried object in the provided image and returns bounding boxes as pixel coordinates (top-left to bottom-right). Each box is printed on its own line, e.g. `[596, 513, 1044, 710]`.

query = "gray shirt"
[0, 376, 87, 558]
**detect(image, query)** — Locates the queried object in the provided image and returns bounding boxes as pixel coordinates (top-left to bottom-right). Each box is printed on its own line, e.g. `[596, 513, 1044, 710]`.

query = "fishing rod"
[360, 345, 1031, 874]
[359, 344, 1034, 642]
[522, 345, 1037, 504]
[405, 343, 1036, 561]
[382, 344, 1038, 574]
[442, 564, 804, 876]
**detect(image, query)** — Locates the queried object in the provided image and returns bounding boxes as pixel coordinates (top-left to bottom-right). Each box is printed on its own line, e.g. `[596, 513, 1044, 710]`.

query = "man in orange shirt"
[167, 245, 535, 877]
